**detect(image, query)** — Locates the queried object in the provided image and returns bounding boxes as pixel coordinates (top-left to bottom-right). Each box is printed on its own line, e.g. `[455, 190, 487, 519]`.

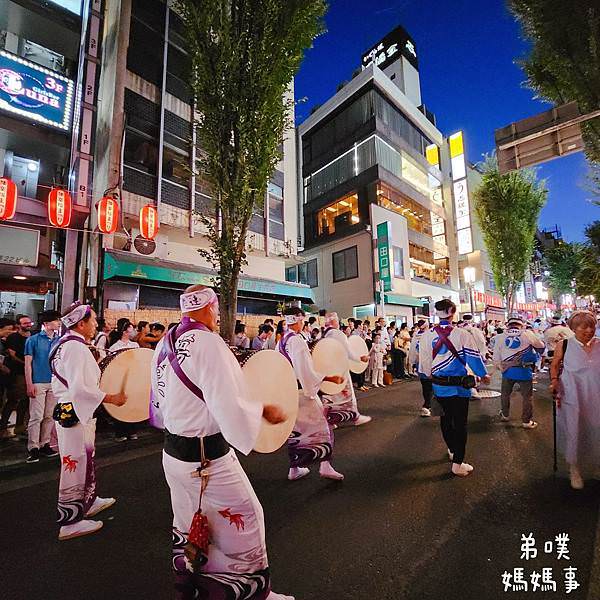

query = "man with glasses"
[0, 314, 32, 438]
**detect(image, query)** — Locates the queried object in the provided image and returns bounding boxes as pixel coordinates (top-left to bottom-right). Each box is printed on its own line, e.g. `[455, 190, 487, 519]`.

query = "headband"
[324, 312, 338, 326]
[180, 288, 218, 312]
[285, 314, 305, 325]
[61, 304, 91, 328]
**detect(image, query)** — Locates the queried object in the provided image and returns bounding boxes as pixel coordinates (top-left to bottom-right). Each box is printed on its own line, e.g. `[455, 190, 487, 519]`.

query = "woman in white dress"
[551, 310, 600, 490]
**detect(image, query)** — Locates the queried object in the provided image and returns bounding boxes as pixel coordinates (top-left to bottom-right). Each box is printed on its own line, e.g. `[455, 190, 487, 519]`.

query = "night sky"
[294, 0, 598, 242]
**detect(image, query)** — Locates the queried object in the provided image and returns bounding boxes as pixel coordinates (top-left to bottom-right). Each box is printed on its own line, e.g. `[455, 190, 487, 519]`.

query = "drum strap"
[49, 335, 89, 388]
[278, 330, 296, 366]
[158, 318, 210, 402]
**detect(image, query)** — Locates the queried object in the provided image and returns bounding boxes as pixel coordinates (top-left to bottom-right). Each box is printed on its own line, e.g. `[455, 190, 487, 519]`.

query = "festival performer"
[51, 302, 126, 541]
[278, 307, 345, 481]
[320, 312, 371, 427]
[493, 314, 546, 429]
[543, 315, 574, 359]
[419, 299, 489, 477]
[408, 319, 433, 417]
[151, 285, 293, 600]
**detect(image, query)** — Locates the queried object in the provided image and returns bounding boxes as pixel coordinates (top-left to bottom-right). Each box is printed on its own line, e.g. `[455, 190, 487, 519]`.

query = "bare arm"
[549, 342, 564, 406]
[24, 355, 35, 397]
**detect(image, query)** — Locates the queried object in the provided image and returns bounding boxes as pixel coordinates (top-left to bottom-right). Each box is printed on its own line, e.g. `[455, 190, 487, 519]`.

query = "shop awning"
[103, 252, 314, 301]
[375, 292, 426, 308]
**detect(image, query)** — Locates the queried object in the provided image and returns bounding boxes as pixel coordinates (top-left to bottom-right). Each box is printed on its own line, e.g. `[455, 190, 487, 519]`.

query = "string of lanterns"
[0, 176, 159, 240]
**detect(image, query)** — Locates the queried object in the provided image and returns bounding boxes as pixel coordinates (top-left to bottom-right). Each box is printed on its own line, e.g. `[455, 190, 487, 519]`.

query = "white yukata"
[557, 337, 600, 473]
[151, 324, 275, 600]
[321, 327, 362, 426]
[370, 342, 387, 386]
[51, 332, 106, 525]
[277, 331, 332, 468]
[463, 324, 489, 361]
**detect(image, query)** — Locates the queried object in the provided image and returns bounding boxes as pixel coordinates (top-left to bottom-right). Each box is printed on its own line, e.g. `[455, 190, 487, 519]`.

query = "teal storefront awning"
[375, 292, 425, 308]
[103, 252, 314, 301]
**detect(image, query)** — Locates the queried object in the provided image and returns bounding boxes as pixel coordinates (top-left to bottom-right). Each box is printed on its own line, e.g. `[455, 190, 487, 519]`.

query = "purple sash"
[278, 330, 297, 365]
[157, 318, 210, 402]
[432, 325, 466, 366]
[49, 335, 89, 388]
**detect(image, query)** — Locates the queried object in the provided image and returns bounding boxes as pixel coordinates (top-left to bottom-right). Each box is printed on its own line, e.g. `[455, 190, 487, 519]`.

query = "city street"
[1, 372, 599, 600]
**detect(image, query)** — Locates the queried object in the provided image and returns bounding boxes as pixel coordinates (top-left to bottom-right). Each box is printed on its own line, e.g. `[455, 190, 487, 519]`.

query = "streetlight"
[463, 266, 476, 316]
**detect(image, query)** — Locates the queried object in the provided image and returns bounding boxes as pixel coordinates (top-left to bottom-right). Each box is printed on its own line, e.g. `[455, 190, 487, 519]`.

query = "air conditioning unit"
[129, 230, 168, 259]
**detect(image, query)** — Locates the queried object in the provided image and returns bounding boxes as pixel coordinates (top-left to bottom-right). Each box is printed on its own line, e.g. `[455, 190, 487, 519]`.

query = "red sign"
[97, 196, 119, 234]
[472, 290, 504, 308]
[0, 177, 17, 220]
[140, 204, 159, 240]
[48, 188, 72, 228]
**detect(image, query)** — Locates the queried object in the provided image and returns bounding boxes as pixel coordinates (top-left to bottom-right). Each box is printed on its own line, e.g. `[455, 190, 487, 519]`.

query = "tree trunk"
[219, 281, 239, 344]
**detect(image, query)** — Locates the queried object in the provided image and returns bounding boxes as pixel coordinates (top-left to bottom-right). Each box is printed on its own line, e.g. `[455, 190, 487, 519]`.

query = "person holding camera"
[419, 299, 489, 478]
[493, 314, 545, 430]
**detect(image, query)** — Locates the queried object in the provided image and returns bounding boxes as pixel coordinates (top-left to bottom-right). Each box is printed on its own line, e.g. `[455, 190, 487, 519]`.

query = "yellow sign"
[426, 144, 440, 166]
[449, 131, 464, 158]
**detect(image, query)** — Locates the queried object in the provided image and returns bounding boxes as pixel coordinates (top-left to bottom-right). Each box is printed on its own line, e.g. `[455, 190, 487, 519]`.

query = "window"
[393, 246, 404, 278]
[409, 243, 450, 286]
[162, 146, 189, 186]
[268, 182, 283, 197]
[377, 184, 433, 236]
[286, 260, 318, 287]
[124, 130, 159, 175]
[316, 193, 359, 237]
[285, 266, 297, 283]
[332, 246, 358, 283]
[269, 194, 284, 240]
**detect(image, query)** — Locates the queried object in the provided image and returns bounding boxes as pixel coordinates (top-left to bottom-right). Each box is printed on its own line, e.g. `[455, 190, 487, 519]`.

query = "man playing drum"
[278, 307, 345, 482]
[51, 302, 126, 540]
[151, 285, 293, 600]
[321, 312, 371, 427]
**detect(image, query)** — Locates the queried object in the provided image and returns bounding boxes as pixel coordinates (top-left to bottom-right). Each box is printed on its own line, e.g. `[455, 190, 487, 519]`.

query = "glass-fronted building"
[292, 30, 460, 322]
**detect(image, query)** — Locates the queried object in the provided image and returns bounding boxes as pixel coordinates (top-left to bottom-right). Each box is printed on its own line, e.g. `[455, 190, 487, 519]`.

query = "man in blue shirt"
[493, 314, 545, 430]
[24, 310, 61, 463]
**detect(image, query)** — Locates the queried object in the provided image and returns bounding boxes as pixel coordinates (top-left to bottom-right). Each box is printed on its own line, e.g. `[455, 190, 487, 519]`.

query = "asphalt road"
[1, 371, 598, 600]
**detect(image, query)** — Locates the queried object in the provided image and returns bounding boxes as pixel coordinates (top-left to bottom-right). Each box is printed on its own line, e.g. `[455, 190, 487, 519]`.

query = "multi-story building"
[0, 0, 98, 318]
[289, 26, 460, 323]
[90, 0, 310, 320]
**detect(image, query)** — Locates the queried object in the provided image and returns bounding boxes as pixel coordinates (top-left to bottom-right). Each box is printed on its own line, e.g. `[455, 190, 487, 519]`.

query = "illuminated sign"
[361, 25, 418, 72]
[376, 221, 393, 292]
[0, 50, 74, 131]
[449, 131, 473, 255]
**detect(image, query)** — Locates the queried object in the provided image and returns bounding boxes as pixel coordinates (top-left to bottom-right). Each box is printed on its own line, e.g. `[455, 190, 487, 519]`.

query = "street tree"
[473, 157, 547, 312]
[577, 220, 600, 299]
[544, 242, 581, 301]
[509, 0, 600, 163]
[177, 0, 327, 340]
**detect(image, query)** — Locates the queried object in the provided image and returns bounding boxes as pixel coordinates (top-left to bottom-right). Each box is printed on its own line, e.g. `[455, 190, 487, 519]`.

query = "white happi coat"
[51, 332, 106, 525]
[151, 327, 270, 594]
[278, 331, 332, 468]
[463, 324, 489, 359]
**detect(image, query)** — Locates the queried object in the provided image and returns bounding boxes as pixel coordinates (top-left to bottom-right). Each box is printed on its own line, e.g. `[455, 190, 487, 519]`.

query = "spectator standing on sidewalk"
[24, 311, 61, 463]
[0, 318, 16, 430]
[0, 314, 33, 437]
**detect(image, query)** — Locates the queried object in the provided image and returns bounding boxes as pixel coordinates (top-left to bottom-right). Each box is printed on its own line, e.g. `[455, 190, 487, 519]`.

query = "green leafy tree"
[177, 0, 327, 340]
[577, 220, 600, 298]
[508, 0, 600, 162]
[473, 157, 548, 312]
[509, 0, 600, 163]
[544, 242, 582, 300]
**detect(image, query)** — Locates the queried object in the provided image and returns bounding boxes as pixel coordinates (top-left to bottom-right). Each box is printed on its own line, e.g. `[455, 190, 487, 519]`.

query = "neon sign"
[0, 50, 74, 131]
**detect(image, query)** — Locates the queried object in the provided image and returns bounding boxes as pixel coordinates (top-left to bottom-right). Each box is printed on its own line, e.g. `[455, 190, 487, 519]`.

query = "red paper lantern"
[97, 196, 120, 234]
[140, 204, 159, 240]
[48, 188, 72, 228]
[0, 177, 17, 220]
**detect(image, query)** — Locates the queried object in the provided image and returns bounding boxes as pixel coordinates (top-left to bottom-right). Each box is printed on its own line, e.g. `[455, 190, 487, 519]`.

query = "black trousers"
[437, 395, 470, 465]
[391, 349, 406, 378]
[420, 378, 433, 409]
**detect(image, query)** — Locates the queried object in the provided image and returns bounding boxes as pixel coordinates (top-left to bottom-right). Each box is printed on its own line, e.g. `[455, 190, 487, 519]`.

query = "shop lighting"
[339, 200, 350, 207]
[326, 206, 336, 212]
[13, 275, 27, 280]
[351, 215, 359, 224]
[27, 162, 38, 172]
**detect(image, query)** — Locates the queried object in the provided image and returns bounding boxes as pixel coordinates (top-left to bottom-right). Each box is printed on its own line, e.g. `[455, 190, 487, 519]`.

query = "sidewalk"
[0, 423, 163, 479]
